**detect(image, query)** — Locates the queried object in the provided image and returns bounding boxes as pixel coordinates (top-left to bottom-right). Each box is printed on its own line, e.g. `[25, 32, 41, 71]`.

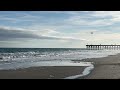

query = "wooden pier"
[86, 45, 120, 50]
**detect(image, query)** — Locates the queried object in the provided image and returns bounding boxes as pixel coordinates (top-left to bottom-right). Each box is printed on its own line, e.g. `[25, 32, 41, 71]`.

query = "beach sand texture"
[0, 66, 86, 79]
[81, 54, 120, 79]
[0, 54, 120, 79]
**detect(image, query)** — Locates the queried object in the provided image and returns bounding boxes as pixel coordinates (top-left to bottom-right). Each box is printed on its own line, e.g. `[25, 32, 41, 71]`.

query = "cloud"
[1, 11, 120, 27]
[29, 11, 82, 15]
[63, 11, 120, 27]
[0, 27, 39, 40]
[1, 11, 120, 47]
[92, 11, 120, 23]
[66, 15, 113, 27]
[0, 13, 43, 24]
[82, 30, 120, 42]
[0, 26, 86, 41]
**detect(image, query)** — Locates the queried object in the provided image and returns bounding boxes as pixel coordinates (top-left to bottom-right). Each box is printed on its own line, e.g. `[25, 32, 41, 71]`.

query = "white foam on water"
[64, 64, 94, 79]
[0, 60, 94, 79]
[0, 49, 120, 70]
[0, 48, 120, 79]
[0, 50, 117, 63]
[0, 60, 93, 70]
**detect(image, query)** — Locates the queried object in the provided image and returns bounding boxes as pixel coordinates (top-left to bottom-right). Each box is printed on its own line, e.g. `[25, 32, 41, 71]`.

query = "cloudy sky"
[0, 11, 120, 48]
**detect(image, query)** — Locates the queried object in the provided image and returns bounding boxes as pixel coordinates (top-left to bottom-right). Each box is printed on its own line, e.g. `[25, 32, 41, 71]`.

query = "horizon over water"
[0, 48, 120, 79]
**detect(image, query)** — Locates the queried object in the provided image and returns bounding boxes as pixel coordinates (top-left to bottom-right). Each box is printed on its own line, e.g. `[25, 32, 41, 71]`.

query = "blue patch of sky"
[1, 11, 120, 34]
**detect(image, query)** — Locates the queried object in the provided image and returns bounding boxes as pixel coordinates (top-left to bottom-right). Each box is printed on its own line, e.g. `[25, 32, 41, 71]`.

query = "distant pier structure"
[86, 45, 120, 50]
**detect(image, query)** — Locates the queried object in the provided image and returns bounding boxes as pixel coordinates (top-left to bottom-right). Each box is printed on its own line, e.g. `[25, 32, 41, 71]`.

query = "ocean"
[0, 48, 120, 79]
[0, 48, 120, 70]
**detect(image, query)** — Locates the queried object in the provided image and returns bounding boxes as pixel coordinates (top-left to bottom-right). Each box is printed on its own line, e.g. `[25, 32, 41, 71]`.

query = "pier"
[86, 45, 120, 50]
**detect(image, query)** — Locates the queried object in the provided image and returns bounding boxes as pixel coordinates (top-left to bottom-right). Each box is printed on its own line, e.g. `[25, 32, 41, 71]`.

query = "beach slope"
[81, 54, 120, 79]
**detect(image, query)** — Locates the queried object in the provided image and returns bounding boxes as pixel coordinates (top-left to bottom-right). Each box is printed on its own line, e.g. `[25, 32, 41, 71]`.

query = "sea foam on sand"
[0, 60, 94, 79]
[64, 63, 94, 79]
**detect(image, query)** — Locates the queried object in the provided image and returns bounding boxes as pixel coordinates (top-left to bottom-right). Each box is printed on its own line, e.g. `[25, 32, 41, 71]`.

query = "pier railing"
[86, 45, 120, 50]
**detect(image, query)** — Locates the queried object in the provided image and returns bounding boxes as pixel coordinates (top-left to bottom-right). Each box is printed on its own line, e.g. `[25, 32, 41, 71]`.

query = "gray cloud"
[0, 26, 86, 41]
[0, 27, 39, 39]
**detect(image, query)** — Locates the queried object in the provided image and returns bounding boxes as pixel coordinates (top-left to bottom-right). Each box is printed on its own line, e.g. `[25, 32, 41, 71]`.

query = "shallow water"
[0, 48, 120, 79]
[0, 48, 120, 70]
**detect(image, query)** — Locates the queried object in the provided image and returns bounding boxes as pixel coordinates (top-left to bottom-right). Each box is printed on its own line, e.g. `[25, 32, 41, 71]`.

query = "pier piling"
[86, 45, 120, 50]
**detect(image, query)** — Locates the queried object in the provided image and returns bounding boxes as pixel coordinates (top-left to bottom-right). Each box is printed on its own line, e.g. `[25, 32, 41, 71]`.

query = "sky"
[1, 11, 120, 48]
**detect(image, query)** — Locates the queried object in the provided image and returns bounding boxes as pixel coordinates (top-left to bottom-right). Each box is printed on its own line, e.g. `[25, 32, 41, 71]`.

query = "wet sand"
[80, 54, 120, 79]
[0, 66, 86, 79]
[0, 53, 120, 79]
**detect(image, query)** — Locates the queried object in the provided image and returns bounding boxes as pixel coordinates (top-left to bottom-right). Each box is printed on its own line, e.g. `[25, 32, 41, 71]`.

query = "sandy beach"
[0, 53, 120, 79]
[0, 66, 86, 79]
[80, 53, 120, 79]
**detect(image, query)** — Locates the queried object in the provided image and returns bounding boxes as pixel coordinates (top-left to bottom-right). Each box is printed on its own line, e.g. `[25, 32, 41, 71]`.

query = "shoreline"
[80, 53, 120, 79]
[0, 53, 120, 79]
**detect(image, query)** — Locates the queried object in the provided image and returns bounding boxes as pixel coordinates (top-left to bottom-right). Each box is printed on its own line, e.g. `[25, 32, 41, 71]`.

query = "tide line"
[64, 63, 94, 79]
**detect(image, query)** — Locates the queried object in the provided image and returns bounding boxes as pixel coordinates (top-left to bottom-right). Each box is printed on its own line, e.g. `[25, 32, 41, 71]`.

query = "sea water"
[0, 48, 120, 78]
